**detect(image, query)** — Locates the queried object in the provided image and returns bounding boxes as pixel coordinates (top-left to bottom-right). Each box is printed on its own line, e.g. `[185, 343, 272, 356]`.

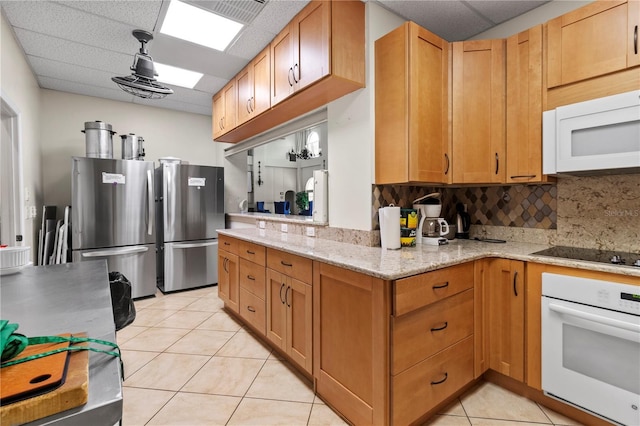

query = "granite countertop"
[227, 212, 328, 226]
[218, 228, 640, 280]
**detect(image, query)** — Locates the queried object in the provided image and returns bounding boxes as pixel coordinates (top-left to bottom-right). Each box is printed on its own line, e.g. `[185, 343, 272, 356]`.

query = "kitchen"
[1, 0, 639, 425]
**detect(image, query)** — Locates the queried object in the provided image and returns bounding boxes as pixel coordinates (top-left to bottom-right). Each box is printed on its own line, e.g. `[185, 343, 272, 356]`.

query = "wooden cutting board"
[0, 334, 89, 426]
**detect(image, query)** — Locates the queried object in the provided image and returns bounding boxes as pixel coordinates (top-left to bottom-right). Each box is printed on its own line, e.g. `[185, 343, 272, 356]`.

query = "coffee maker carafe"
[413, 193, 449, 246]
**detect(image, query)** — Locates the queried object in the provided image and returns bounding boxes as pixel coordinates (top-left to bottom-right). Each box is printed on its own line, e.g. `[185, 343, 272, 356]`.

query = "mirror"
[228, 122, 327, 216]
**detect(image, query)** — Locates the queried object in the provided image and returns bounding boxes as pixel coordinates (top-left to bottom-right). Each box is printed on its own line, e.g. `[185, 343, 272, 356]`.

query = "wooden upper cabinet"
[506, 25, 546, 184]
[237, 46, 271, 126]
[547, 0, 640, 89]
[375, 22, 450, 185]
[452, 39, 506, 184]
[271, 0, 330, 106]
[212, 81, 236, 140]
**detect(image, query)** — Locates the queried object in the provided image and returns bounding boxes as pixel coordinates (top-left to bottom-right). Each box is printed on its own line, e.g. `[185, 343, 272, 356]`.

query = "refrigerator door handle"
[81, 246, 149, 257]
[172, 241, 218, 249]
[147, 169, 153, 236]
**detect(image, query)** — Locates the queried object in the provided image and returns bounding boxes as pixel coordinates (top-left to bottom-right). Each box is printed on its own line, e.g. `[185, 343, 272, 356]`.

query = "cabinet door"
[271, 24, 294, 106]
[375, 22, 450, 185]
[452, 39, 505, 184]
[212, 93, 224, 140]
[488, 258, 525, 382]
[252, 46, 271, 116]
[266, 269, 287, 349]
[506, 26, 543, 183]
[286, 278, 312, 374]
[547, 0, 640, 88]
[236, 65, 252, 126]
[218, 250, 239, 313]
[292, 0, 330, 92]
[313, 262, 390, 425]
[223, 81, 236, 131]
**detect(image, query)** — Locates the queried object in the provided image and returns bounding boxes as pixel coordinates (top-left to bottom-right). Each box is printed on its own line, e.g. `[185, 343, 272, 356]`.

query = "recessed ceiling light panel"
[155, 63, 203, 89]
[161, 0, 244, 51]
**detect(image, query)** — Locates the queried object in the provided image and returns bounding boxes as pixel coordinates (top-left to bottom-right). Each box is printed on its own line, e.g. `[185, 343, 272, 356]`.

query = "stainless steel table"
[1, 260, 123, 425]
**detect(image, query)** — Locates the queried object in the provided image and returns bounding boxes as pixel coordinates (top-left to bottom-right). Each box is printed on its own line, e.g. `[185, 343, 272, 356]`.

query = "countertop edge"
[217, 229, 640, 280]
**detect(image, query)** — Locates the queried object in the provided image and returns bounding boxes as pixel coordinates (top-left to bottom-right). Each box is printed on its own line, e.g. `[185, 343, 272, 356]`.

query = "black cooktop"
[532, 246, 640, 267]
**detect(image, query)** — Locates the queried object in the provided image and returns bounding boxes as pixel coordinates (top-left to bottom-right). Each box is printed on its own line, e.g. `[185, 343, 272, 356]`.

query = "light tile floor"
[119, 286, 583, 426]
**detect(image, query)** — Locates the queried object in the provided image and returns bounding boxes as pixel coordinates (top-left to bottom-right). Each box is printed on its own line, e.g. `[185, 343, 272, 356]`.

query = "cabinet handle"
[288, 68, 294, 87]
[246, 98, 251, 114]
[219, 117, 224, 130]
[430, 322, 448, 332]
[280, 260, 293, 267]
[432, 281, 449, 290]
[635, 25, 638, 55]
[247, 306, 256, 313]
[223, 257, 228, 273]
[224, 241, 231, 246]
[513, 271, 519, 297]
[285, 285, 291, 308]
[247, 275, 255, 281]
[431, 372, 448, 385]
[444, 153, 450, 175]
[250, 97, 254, 112]
[293, 63, 299, 83]
[246, 250, 255, 255]
[495, 153, 499, 175]
[510, 174, 537, 180]
[280, 283, 286, 304]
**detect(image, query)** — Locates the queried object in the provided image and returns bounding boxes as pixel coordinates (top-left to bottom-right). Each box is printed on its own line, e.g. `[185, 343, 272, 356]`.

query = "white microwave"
[543, 90, 640, 175]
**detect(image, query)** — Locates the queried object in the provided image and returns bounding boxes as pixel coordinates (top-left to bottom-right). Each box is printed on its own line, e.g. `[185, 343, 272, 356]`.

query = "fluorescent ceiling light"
[161, 0, 243, 51]
[155, 63, 203, 89]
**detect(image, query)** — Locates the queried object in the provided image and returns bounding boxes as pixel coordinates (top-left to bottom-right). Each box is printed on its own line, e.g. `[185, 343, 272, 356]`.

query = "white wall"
[1, 12, 43, 259]
[40, 89, 231, 207]
[326, 2, 405, 231]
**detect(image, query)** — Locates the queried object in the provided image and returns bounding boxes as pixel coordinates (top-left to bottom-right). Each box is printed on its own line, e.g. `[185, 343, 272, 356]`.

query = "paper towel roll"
[379, 206, 401, 250]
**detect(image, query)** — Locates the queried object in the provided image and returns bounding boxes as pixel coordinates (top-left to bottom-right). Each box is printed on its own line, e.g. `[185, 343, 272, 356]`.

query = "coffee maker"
[413, 193, 449, 246]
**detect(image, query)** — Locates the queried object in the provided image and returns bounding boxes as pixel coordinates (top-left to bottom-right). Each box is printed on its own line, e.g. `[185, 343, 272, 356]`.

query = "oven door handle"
[548, 302, 640, 334]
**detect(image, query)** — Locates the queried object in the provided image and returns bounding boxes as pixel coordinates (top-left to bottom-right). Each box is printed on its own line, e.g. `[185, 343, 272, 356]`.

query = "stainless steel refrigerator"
[71, 157, 156, 299]
[155, 163, 224, 293]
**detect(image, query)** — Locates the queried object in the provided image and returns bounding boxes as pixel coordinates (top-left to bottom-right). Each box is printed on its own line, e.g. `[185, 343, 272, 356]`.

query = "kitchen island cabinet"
[452, 39, 506, 184]
[266, 248, 313, 374]
[375, 21, 450, 185]
[218, 236, 240, 313]
[237, 240, 267, 334]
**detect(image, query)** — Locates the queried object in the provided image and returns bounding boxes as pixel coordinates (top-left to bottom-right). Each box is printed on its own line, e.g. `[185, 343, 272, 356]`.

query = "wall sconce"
[257, 161, 264, 186]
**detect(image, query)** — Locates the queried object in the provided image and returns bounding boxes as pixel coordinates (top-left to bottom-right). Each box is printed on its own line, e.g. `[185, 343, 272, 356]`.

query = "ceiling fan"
[112, 30, 174, 99]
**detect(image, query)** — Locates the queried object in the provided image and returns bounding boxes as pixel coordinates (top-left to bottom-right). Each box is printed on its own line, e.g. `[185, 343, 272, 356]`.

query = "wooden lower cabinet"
[218, 249, 239, 313]
[266, 268, 313, 374]
[392, 336, 474, 425]
[239, 286, 266, 334]
[313, 261, 390, 425]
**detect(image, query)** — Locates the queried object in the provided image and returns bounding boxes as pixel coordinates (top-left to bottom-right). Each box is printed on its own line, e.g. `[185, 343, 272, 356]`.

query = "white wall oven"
[542, 273, 640, 425]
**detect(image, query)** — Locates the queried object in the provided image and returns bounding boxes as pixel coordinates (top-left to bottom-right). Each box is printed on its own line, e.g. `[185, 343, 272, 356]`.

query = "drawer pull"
[280, 261, 293, 267]
[430, 322, 448, 332]
[432, 282, 449, 290]
[224, 241, 231, 246]
[247, 275, 256, 281]
[280, 283, 286, 304]
[246, 250, 255, 255]
[247, 306, 256, 313]
[430, 372, 448, 385]
[285, 286, 291, 308]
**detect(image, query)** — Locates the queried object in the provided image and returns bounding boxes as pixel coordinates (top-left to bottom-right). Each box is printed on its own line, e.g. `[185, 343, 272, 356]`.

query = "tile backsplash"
[372, 184, 557, 230]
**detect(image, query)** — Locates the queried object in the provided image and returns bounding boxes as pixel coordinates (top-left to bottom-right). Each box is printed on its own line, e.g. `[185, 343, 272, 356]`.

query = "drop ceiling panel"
[464, 0, 548, 25]
[132, 96, 211, 116]
[226, 26, 275, 60]
[39, 76, 135, 104]
[194, 74, 228, 94]
[166, 86, 216, 107]
[55, 1, 162, 30]
[28, 56, 120, 90]
[15, 29, 132, 75]
[249, 0, 309, 33]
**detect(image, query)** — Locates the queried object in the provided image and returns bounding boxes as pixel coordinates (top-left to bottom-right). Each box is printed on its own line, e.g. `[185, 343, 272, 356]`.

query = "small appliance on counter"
[120, 133, 145, 160]
[455, 203, 471, 239]
[82, 121, 116, 159]
[413, 193, 449, 246]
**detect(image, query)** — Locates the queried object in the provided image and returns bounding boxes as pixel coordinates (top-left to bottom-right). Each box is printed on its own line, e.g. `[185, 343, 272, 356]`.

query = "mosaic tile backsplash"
[372, 184, 557, 230]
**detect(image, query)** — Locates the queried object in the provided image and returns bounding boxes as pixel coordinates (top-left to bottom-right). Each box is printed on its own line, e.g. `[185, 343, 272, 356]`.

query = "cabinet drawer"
[392, 336, 474, 425]
[219, 235, 239, 255]
[392, 288, 474, 374]
[267, 249, 312, 283]
[239, 258, 266, 299]
[239, 287, 266, 335]
[238, 240, 266, 266]
[394, 263, 473, 316]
